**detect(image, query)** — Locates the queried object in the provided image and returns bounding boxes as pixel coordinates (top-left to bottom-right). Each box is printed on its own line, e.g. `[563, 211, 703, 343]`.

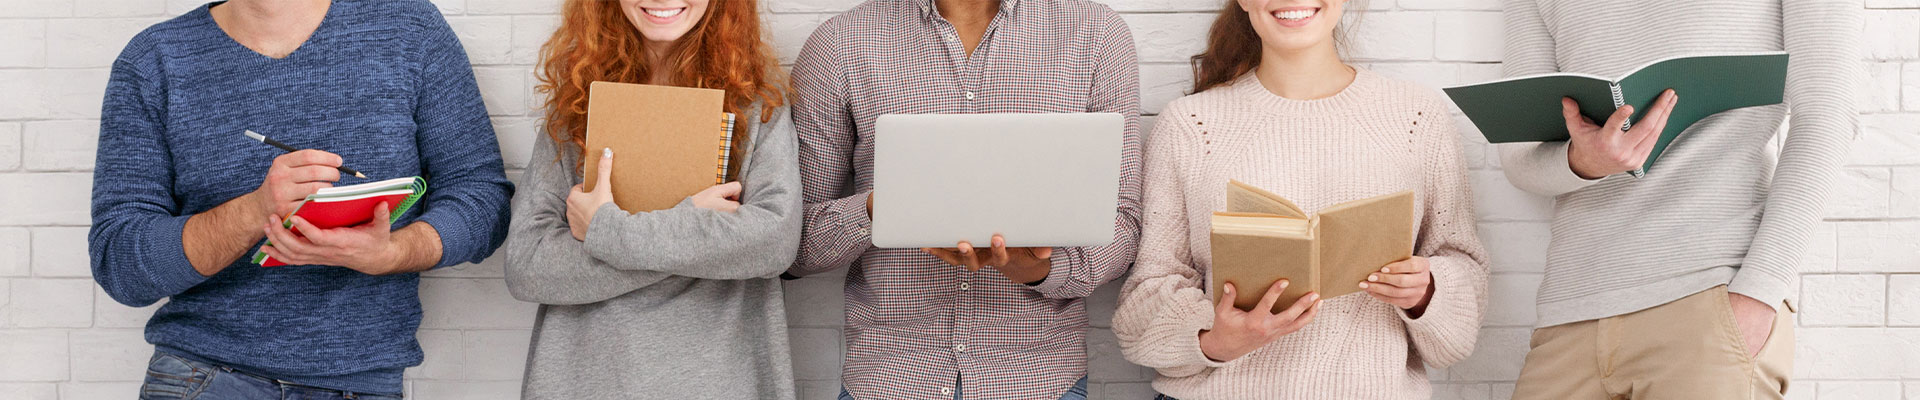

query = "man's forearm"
[387, 222, 443, 274]
[182, 192, 269, 276]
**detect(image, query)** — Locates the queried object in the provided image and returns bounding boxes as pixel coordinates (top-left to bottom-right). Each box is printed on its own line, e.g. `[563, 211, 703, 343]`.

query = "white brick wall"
[0, 1, 1910, 399]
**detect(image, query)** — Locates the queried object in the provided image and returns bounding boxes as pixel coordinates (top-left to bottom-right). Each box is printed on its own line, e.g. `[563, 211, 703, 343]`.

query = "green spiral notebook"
[1443, 52, 1788, 175]
[250, 176, 428, 267]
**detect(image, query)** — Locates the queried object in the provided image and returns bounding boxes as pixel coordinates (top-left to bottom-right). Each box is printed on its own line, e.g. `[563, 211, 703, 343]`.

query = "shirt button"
[955, 344, 968, 352]
[965, 91, 976, 100]
[857, 228, 870, 236]
[960, 282, 971, 291]
[941, 387, 954, 396]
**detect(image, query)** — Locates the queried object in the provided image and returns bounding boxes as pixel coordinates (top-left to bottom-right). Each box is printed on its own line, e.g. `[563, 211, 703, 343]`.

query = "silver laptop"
[871, 113, 1124, 249]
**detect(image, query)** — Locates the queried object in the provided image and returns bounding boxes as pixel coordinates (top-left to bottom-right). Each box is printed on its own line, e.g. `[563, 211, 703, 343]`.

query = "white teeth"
[644, 8, 684, 18]
[1273, 9, 1315, 21]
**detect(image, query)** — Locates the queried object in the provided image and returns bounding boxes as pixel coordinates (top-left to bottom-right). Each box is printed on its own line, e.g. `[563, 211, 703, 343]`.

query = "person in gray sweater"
[502, 0, 801, 398]
[1498, 1, 1859, 399]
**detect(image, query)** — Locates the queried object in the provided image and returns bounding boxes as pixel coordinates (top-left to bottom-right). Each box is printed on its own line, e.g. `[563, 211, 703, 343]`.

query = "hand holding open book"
[1560, 90, 1679, 179]
[1443, 52, 1787, 176]
[1208, 181, 1416, 313]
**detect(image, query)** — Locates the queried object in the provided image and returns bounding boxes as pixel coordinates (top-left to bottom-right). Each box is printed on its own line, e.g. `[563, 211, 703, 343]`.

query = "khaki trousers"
[1512, 286, 1796, 400]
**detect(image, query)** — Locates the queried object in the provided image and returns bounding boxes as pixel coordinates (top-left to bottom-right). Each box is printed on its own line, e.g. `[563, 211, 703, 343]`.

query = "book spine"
[716, 113, 737, 184]
[1610, 82, 1647, 178]
[1609, 82, 1630, 131]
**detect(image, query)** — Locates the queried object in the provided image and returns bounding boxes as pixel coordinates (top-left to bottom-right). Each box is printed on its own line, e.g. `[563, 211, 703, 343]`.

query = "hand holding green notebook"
[1443, 52, 1788, 175]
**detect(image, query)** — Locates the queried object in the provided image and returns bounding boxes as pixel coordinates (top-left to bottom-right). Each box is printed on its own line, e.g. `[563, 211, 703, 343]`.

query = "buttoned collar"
[915, 0, 1019, 21]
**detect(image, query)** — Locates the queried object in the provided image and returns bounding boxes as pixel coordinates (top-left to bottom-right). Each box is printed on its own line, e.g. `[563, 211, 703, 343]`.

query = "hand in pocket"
[1728, 292, 1775, 357]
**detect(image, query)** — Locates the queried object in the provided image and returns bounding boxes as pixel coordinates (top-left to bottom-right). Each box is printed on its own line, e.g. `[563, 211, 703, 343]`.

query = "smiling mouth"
[1272, 7, 1319, 22]
[643, 7, 685, 18]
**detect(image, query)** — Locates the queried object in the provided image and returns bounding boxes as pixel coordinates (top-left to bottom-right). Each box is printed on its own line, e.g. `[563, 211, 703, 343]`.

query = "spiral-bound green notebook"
[250, 176, 427, 267]
[1443, 52, 1788, 175]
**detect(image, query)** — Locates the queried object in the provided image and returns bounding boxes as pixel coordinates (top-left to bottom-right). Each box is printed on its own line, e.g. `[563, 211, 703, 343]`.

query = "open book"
[583, 81, 738, 213]
[1208, 181, 1415, 312]
[251, 177, 428, 267]
[1443, 52, 1788, 175]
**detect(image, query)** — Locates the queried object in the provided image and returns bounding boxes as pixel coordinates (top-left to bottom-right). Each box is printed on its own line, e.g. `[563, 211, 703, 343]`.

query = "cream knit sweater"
[1112, 69, 1489, 399]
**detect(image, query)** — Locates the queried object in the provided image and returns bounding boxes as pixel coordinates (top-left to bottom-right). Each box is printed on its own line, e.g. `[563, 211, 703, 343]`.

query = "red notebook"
[251, 177, 428, 267]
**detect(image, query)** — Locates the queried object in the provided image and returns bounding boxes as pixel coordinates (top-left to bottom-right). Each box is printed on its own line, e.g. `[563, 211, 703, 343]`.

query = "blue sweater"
[87, 0, 512, 394]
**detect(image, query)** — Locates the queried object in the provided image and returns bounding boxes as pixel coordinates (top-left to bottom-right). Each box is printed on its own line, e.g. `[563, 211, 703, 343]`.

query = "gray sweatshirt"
[502, 105, 802, 399]
[1497, 0, 1859, 327]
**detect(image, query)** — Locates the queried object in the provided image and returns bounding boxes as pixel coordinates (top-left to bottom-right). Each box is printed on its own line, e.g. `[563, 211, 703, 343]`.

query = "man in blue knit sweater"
[87, 0, 512, 398]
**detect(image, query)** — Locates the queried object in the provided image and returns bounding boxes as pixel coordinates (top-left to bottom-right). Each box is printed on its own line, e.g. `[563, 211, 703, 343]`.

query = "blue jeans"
[839, 376, 1089, 400]
[139, 351, 402, 400]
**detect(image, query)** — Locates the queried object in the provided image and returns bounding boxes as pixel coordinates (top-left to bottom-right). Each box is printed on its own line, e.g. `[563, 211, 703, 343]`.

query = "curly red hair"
[535, 0, 786, 176]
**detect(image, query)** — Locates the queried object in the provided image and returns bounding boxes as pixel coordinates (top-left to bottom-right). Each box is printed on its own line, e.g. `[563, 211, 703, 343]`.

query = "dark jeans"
[139, 351, 402, 400]
[839, 376, 1089, 400]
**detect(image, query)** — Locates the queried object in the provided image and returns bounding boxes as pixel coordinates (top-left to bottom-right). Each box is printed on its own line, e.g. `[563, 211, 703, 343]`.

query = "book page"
[1225, 180, 1306, 219]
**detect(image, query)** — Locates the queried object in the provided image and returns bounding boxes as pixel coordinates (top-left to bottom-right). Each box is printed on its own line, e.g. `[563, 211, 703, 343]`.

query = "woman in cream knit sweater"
[1111, 0, 1489, 398]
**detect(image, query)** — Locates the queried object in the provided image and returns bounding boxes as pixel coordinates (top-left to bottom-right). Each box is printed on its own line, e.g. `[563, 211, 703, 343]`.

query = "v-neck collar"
[203, 0, 337, 61]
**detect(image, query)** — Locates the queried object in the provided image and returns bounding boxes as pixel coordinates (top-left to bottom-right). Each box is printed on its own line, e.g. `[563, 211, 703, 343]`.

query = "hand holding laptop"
[923, 235, 1054, 284]
[864, 191, 1056, 283]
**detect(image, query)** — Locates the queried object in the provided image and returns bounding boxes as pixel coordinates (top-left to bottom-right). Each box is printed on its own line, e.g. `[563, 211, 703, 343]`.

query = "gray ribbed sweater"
[1497, 0, 1860, 327]
[502, 106, 802, 399]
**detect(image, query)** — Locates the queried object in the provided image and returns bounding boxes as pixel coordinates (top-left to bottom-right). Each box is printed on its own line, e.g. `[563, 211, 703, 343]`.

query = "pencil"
[243, 130, 369, 179]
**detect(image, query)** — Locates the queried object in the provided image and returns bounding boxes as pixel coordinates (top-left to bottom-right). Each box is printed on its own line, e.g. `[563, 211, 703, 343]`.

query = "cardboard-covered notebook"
[582, 81, 738, 213]
[1208, 180, 1415, 313]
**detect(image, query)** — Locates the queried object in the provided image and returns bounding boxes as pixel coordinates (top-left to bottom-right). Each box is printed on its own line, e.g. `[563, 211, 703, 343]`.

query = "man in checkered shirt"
[783, 0, 1143, 399]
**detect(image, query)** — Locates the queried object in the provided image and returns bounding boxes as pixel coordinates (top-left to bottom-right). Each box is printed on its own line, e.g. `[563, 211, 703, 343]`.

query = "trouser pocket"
[1754, 299, 1796, 396]
[1712, 287, 1796, 397]
[139, 353, 210, 400]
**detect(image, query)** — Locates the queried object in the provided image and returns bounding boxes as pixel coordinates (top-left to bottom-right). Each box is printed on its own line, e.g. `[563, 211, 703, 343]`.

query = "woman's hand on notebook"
[1362, 256, 1436, 317]
[1199, 280, 1322, 363]
[690, 182, 743, 212]
[1564, 90, 1678, 179]
[567, 149, 620, 241]
[252, 149, 344, 217]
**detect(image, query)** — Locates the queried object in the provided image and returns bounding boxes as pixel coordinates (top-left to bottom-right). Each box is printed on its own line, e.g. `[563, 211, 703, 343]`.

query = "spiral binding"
[1608, 82, 1630, 132]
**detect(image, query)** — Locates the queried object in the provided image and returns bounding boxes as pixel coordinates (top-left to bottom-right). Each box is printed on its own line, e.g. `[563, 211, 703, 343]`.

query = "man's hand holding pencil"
[251, 149, 345, 217]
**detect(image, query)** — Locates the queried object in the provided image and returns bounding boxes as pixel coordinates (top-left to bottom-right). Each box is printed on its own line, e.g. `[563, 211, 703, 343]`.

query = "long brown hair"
[535, 0, 787, 176]
[1190, 1, 1359, 94]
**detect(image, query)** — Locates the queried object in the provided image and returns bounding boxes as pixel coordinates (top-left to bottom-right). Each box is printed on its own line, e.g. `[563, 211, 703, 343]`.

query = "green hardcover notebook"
[250, 176, 428, 267]
[1443, 52, 1788, 175]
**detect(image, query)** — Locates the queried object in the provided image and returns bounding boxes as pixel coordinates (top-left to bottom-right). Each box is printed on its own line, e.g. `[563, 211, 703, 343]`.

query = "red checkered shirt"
[786, 0, 1143, 399]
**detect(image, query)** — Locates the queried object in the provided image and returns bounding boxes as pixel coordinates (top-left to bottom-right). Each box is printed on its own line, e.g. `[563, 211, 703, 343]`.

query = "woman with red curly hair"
[500, 0, 801, 398]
